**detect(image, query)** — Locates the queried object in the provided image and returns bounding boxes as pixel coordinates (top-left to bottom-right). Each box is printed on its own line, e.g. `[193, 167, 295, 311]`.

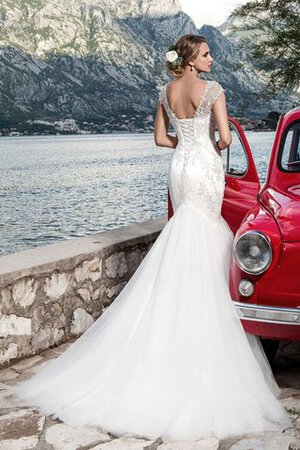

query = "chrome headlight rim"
[233, 230, 272, 275]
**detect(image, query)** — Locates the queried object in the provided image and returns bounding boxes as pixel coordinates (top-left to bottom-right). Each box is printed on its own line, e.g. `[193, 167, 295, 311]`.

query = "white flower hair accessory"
[165, 44, 184, 67]
[166, 50, 178, 63]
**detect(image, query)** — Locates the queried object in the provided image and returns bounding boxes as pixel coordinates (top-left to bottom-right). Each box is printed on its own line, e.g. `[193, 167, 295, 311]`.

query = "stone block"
[70, 308, 94, 335]
[12, 278, 38, 308]
[78, 287, 91, 302]
[44, 272, 71, 299]
[75, 257, 102, 282]
[105, 252, 127, 278]
[229, 434, 296, 450]
[31, 328, 51, 352]
[53, 312, 66, 329]
[51, 328, 64, 345]
[126, 250, 142, 269]
[91, 437, 154, 449]
[92, 287, 101, 301]
[45, 423, 110, 450]
[0, 409, 44, 449]
[106, 282, 126, 299]
[0, 315, 31, 338]
[0, 288, 11, 313]
[159, 438, 219, 450]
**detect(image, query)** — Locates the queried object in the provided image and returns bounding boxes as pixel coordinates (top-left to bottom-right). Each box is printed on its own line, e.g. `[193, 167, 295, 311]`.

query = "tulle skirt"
[12, 203, 292, 442]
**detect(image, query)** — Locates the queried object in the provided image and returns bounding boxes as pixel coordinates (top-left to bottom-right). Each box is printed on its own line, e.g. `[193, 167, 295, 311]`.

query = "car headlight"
[234, 231, 272, 275]
[239, 279, 255, 297]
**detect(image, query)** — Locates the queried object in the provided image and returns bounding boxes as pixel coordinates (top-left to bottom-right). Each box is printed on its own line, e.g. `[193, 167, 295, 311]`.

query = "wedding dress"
[13, 79, 292, 442]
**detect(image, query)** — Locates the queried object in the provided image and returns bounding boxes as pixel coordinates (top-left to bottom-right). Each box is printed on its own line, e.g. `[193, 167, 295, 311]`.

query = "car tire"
[260, 338, 280, 364]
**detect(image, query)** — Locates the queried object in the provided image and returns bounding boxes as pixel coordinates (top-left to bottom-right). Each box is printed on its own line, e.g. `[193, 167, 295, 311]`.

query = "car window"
[279, 120, 300, 172]
[217, 122, 248, 176]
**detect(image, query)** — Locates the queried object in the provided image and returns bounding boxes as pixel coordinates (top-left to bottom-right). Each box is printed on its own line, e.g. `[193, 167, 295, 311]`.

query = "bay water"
[0, 131, 275, 255]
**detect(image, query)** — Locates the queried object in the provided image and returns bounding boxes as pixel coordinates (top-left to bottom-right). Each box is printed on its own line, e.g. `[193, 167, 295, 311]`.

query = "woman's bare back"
[165, 79, 210, 120]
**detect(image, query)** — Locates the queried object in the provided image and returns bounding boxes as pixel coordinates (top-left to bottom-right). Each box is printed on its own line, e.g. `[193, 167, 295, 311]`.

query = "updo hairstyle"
[165, 34, 207, 78]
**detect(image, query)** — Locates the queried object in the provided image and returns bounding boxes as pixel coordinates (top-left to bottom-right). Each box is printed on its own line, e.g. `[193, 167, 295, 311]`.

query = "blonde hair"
[165, 34, 208, 78]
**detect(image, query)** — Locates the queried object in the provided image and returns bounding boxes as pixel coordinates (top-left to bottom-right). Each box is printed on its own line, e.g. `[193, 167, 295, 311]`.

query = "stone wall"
[0, 217, 167, 368]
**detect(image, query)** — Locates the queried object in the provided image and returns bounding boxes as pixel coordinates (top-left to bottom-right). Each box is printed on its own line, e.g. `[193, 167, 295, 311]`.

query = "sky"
[179, 0, 249, 28]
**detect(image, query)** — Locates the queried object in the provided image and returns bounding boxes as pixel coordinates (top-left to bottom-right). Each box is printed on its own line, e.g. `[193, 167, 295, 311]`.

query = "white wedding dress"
[13, 80, 292, 442]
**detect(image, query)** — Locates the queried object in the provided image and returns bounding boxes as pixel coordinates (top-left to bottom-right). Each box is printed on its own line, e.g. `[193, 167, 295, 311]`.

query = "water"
[234, 131, 275, 184]
[0, 131, 275, 256]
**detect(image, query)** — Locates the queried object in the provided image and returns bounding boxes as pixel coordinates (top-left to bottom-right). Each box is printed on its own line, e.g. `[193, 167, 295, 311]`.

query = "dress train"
[12, 202, 292, 442]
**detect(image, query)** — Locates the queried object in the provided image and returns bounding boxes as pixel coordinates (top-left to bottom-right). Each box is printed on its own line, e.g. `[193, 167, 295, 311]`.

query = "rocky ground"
[0, 340, 299, 450]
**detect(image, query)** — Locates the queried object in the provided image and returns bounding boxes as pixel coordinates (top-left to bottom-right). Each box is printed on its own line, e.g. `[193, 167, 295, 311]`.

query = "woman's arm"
[154, 101, 178, 149]
[212, 91, 232, 152]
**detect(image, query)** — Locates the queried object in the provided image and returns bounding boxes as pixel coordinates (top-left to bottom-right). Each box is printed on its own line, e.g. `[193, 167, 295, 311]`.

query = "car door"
[220, 117, 261, 233]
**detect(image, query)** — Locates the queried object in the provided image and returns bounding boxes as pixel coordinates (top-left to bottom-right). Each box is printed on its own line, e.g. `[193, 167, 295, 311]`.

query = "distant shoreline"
[0, 131, 156, 138]
[0, 128, 275, 139]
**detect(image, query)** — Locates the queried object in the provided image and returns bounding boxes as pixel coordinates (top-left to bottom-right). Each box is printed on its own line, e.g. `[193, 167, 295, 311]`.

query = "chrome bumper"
[233, 301, 300, 325]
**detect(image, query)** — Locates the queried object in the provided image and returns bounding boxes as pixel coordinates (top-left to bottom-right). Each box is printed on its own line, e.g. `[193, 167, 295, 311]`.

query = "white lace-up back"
[158, 80, 226, 220]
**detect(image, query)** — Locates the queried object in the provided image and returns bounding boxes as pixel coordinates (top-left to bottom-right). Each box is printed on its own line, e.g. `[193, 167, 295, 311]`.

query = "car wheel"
[260, 338, 280, 364]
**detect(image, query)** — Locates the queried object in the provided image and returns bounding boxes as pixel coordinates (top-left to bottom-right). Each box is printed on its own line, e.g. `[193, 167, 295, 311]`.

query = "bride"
[12, 34, 292, 442]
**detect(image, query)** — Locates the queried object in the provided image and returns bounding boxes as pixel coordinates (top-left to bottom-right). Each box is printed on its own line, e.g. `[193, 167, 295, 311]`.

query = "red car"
[168, 107, 300, 359]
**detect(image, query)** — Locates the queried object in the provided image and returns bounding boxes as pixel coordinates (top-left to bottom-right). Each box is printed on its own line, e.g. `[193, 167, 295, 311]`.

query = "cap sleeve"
[209, 81, 225, 106]
[157, 84, 165, 104]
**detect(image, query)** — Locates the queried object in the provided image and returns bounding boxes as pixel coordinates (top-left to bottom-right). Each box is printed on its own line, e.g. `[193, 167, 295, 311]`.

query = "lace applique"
[196, 81, 224, 115]
[171, 147, 225, 220]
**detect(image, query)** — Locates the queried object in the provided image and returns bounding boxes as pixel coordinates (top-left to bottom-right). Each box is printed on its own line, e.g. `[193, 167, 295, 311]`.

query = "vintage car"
[167, 106, 300, 360]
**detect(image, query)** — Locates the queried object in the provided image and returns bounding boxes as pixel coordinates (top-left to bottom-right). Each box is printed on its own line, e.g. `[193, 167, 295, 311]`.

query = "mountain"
[217, 14, 252, 44]
[0, 0, 296, 132]
[0, 0, 182, 58]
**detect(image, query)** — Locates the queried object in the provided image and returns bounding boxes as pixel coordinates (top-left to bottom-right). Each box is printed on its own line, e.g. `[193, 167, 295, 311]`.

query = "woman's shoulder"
[208, 79, 224, 90]
[207, 80, 225, 102]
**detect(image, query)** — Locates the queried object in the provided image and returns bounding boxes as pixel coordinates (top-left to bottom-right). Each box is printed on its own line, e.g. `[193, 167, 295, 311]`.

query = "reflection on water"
[0, 131, 274, 255]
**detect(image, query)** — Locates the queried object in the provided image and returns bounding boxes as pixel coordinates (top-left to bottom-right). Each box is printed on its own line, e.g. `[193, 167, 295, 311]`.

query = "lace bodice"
[157, 80, 226, 221]
[158, 80, 224, 149]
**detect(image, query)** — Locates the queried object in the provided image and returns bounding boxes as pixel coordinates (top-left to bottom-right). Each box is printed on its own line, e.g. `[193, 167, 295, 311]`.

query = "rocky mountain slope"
[0, 0, 296, 130]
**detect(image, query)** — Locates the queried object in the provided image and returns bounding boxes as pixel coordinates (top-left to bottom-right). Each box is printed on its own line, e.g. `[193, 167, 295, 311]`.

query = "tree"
[228, 0, 300, 98]
[267, 111, 280, 128]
